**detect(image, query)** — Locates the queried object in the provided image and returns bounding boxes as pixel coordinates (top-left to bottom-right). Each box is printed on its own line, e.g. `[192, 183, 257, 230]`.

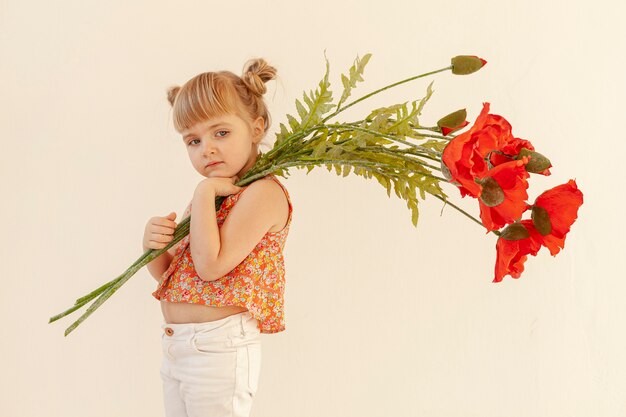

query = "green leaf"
[298, 50, 336, 131]
[336, 52, 372, 110]
[274, 50, 336, 144]
[410, 201, 419, 227]
[416, 80, 435, 117]
[420, 139, 448, 152]
[312, 141, 327, 158]
[295, 98, 308, 120]
[287, 114, 300, 131]
[274, 122, 291, 146]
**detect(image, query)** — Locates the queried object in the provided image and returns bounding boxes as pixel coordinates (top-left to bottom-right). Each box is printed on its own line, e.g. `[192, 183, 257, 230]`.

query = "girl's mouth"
[206, 162, 223, 168]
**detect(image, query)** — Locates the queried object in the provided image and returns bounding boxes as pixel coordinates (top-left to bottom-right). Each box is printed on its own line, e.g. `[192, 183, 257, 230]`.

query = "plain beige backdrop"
[2, 0, 624, 416]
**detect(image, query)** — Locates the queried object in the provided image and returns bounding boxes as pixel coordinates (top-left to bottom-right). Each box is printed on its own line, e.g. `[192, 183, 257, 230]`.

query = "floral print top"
[152, 174, 293, 334]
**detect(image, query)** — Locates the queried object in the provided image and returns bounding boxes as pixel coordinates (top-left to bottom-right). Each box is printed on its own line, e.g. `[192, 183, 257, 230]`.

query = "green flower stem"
[273, 155, 496, 235]
[73, 277, 120, 306]
[49, 196, 226, 333]
[321, 65, 453, 123]
[429, 193, 501, 236]
[346, 118, 458, 141]
[270, 131, 444, 178]
[48, 293, 98, 323]
[402, 148, 444, 163]
[70, 213, 195, 307]
[263, 65, 453, 163]
[412, 132, 454, 141]
[342, 118, 454, 141]
[274, 157, 493, 234]
[274, 128, 442, 172]
[260, 129, 309, 161]
[73, 248, 155, 305]
[49, 221, 190, 328]
[325, 123, 441, 157]
[323, 129, 444, 164]
[284, 157, 449, 185]
[366, 146, 443, 172]
[62, 249, 164, 336]
[346, 118, 450, 136]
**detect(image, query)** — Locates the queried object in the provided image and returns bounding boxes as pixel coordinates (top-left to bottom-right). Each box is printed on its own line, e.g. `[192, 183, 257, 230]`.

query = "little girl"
[141, 58, 293, 417]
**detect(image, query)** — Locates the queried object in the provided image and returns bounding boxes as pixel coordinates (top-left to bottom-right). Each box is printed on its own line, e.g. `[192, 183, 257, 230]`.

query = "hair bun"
[166, 85, 181, 107]
[241, 58, 277, 97]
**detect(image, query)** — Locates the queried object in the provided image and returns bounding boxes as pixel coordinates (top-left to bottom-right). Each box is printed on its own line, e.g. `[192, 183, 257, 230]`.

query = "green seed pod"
[437, 109, 467, 132]
[518, 148, 552, 173]
[500, 222, 531, 240]
[531, 205, 552, 236]
[451, 55, 487, 75]
[476, 177, 504, 207]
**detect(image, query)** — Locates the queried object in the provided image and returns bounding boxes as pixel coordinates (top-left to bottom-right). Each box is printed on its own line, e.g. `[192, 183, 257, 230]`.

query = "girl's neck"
[236, 150, 261, 180]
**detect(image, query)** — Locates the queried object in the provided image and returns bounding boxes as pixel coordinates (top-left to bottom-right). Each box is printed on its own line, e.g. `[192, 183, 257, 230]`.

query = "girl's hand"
[143, 212, 177, 251]
[195, 175, 243, 198]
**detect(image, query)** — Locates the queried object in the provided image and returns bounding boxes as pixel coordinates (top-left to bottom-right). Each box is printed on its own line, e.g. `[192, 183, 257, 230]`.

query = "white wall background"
[1, 0, 624, 416]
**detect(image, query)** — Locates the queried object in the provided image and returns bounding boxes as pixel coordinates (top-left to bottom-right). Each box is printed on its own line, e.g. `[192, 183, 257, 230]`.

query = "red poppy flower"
[493, 220, 542, 282]
[476, 156, 531, 232]
[442, 103, 545, 197]
[528, 179, 584, 256]
[441, 102, 494, 198]
[493, 179, 583, 282]
[491, 136, 552, 176]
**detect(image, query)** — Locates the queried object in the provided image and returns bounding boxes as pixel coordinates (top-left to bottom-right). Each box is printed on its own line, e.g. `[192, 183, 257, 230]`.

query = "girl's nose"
[202, 140, 217, 156]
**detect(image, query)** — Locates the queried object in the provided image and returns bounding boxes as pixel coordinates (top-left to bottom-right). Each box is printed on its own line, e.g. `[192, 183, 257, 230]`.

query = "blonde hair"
[165, 58, 277, 147]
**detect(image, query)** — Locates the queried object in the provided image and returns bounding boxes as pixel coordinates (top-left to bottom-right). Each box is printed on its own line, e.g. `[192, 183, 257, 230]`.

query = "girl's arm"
[190, 178, 287, 282]
[144, 202, 192, 283]
[144, 251, 173, 283]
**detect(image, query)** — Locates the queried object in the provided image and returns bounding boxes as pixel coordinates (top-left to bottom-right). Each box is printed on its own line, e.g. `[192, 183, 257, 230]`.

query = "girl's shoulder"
[233, 174, 291, 215]
[262, 174, 290, 195]
[250, 174, 291, 204]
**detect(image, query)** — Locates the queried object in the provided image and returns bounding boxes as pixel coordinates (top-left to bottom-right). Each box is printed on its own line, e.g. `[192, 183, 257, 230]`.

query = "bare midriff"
[161, 301, 249, 324]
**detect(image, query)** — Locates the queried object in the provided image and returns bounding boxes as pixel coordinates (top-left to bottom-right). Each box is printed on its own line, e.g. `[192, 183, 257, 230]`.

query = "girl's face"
[181, 113, 265, 180]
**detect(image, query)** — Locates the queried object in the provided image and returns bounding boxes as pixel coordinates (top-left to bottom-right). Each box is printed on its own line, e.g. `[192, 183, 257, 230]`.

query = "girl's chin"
[204, 171, 235, 179]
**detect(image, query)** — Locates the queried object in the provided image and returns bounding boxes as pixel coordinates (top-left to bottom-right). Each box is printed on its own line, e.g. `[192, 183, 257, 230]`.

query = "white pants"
[160, 311, 262, 417]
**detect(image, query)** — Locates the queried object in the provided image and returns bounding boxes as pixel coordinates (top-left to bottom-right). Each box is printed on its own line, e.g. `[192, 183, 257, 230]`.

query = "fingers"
[145, 214, 179, 250]
[154, 217, 177, 230]
[152, 223, 176, 235]
[147, 239, 170, 249]
[149, 231, 174, 243]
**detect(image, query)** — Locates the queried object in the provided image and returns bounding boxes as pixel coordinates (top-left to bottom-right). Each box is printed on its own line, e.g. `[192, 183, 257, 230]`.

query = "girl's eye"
[187, 131, 227, 145]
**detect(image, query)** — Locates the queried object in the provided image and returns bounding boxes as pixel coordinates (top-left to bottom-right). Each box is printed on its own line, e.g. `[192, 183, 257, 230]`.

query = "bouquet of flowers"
[49, 52, 583, 336]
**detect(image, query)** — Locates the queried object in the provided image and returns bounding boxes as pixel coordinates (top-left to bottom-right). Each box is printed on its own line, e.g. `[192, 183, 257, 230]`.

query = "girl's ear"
[252, 116, 265, 141]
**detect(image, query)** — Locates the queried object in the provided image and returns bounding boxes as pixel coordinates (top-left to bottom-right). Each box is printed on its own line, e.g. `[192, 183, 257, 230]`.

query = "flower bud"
[476, 176, 504, 206]
[437, 109, 469, 135]
[451, 55, 488, 75]
[500, 222, 530, 240]
[517, 148, 552, 174]
[531, 205, 552, 236]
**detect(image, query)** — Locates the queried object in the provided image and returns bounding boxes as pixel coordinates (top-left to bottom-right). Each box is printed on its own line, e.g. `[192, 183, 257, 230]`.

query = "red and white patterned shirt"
[152, 174, 293, 333]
